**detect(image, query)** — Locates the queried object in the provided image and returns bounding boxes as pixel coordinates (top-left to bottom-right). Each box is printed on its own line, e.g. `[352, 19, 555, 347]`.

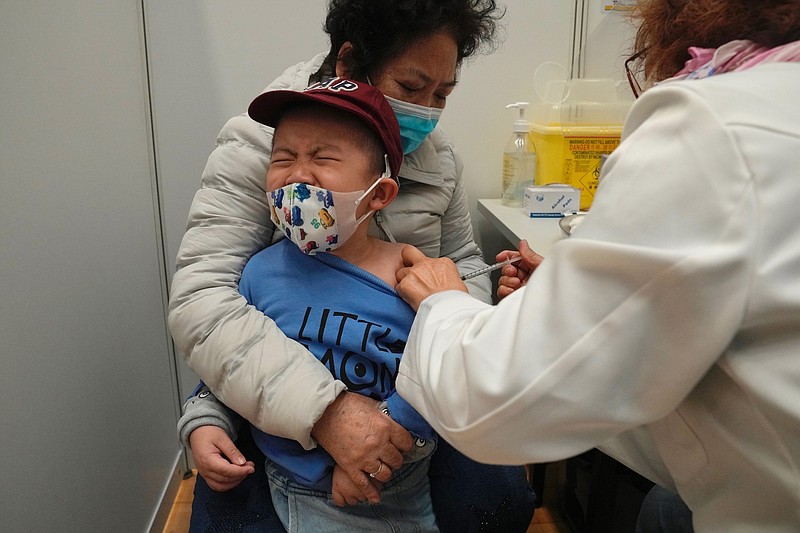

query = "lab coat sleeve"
[396, 84, 755, 465]
[168, 114, 345, 449]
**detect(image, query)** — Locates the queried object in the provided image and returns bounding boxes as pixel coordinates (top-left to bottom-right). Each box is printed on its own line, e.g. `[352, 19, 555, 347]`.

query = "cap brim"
[249, 90, 317, 128]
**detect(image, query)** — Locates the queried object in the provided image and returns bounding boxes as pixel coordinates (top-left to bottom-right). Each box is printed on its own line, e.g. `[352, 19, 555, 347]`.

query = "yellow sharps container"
[529, 79, 632, 210]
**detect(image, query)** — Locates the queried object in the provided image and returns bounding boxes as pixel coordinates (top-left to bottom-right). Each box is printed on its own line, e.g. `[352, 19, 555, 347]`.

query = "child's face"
[267, 107, 377, 193]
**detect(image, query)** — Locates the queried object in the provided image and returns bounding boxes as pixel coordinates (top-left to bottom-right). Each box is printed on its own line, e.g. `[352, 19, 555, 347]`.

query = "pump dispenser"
[501, 102, 537, 207]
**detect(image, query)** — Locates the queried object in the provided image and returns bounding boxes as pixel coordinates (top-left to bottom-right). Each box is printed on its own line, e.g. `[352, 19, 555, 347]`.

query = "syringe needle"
[460, 256, 522, 281]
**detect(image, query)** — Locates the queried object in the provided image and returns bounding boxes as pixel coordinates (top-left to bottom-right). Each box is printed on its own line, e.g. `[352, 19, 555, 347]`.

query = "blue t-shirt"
[239, 239, 434, 490]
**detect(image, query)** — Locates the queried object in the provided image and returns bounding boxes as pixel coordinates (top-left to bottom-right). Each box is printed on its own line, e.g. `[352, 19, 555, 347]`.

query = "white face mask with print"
[267, 175, 385, 255]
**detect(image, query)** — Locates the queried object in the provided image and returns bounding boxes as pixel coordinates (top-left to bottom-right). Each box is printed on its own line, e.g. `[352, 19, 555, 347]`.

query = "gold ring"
[368, 463, 384, 478]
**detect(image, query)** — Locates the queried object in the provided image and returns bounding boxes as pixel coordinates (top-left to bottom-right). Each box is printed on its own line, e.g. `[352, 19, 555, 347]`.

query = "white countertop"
[477, 198, 566, 257]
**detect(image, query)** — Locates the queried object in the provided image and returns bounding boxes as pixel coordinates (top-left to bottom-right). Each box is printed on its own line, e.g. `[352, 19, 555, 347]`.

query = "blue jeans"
[267, 456, 436, 532]
[635, 485, 694, 533]
[189, 430, 535, 532]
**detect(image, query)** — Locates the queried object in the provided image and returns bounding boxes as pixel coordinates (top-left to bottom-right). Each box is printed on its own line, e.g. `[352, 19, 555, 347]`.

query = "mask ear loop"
[353, 154, 392, 226]
[355, 154, 391, 206]
[381, 154, 391, 180]
[369, 154, 398, 242]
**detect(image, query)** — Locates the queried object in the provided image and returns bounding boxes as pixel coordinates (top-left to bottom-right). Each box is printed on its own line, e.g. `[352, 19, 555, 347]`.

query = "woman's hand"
[496, 240, 544, 301]
[396, 245, 468, 311]
[311, 392, 412, 504]
[189, 425, 255, 491]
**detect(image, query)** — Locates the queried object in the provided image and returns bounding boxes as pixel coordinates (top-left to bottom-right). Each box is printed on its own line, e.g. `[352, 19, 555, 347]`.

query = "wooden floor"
[163, 465, 571, 533]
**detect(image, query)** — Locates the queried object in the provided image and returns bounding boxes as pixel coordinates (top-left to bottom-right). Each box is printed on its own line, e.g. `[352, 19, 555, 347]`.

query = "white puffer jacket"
[168, 52, 491, 449]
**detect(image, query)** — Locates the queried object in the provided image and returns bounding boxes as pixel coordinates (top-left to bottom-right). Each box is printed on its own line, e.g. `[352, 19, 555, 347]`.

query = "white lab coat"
[397, 63, 800, 532]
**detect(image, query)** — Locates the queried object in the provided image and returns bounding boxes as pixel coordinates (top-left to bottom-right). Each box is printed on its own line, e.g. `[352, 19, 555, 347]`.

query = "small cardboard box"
[523, 184, 580, 218]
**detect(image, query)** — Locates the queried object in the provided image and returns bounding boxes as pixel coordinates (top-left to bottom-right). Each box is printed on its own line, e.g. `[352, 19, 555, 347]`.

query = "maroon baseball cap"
[248, 78, 403, 181]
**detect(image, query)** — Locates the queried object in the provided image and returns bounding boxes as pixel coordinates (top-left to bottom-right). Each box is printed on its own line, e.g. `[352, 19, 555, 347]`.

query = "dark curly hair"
[631, 0, 800, 82]
[311, 0, 504, 82]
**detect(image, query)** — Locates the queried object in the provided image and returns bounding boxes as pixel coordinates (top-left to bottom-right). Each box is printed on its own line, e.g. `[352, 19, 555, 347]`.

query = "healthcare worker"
[395, 1, 800, 531]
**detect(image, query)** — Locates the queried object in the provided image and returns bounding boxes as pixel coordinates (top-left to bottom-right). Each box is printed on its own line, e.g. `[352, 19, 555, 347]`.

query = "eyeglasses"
[625, 48, 647, 98]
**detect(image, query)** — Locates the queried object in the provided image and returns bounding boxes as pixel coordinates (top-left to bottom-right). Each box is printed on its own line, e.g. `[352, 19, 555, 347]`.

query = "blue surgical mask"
[384, 95, 443, 154]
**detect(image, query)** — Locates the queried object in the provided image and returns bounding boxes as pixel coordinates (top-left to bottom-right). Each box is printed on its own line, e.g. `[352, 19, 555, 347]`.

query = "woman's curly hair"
[632, 0, 800, 82]
[313, 0, 504, 81]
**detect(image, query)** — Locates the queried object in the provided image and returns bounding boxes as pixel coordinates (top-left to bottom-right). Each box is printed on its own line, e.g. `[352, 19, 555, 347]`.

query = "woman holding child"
[170, 0, 535, 531]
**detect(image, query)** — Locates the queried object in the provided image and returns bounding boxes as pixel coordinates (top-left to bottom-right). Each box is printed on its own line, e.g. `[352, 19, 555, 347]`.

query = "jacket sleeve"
[396, 85, 754, 465]
[177, 384, 242, 448]
[437, 134, 493, 304]
[168, 114, 345, 449]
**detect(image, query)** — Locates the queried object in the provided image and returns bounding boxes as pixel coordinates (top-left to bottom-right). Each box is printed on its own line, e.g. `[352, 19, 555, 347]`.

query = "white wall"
[581, 0, 638, 79]
[1, 2, 181, 531]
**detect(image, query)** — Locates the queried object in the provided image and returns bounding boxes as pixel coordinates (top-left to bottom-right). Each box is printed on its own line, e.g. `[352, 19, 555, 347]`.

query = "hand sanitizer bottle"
[501, 102, 537, 207]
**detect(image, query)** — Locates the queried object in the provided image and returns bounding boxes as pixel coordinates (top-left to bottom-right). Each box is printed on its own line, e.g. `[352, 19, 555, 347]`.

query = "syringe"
[460, 256, 522, 281]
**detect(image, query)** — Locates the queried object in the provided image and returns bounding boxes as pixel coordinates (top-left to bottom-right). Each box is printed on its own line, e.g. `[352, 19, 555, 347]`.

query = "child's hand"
[189, 425, 255, 491]
[331, 464, 380, 507]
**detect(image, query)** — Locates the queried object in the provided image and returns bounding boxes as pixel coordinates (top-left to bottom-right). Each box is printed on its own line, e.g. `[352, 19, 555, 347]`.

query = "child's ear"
[368, 178, 399, 210]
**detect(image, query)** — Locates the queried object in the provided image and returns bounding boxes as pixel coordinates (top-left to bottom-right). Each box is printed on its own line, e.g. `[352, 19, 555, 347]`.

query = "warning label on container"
[565, 137, 620, 208]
